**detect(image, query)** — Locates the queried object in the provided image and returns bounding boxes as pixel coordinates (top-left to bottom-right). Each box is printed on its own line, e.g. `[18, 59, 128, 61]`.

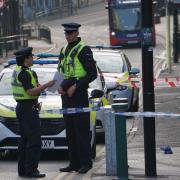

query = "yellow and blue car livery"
[0, 61, 103, 155]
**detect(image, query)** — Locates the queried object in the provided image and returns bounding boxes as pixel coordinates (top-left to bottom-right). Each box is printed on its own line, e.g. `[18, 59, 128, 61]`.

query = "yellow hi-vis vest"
[11, 65, 38, 100]
[58, 40, 87, 79]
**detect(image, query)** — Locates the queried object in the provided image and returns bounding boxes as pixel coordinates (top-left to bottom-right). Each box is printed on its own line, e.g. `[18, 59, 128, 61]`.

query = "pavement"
[1, 3, 180, 180]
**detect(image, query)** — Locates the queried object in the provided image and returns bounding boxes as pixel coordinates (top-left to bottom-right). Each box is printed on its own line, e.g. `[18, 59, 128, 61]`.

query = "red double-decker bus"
[106, 0, 156, 47]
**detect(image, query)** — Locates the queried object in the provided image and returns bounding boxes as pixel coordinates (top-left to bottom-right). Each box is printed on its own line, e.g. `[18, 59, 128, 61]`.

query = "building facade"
[22, 0, 103, 21]
[0, 0, 20, 36]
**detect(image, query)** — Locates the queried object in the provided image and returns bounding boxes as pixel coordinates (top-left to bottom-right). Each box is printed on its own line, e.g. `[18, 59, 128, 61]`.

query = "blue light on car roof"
[89, 45, 122, 49]
[8, 59, 59, 65]
[36, 53, 60, 58]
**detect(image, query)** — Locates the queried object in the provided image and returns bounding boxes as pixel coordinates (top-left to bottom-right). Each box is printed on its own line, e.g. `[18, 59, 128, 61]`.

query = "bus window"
[107, 0, 155, 47]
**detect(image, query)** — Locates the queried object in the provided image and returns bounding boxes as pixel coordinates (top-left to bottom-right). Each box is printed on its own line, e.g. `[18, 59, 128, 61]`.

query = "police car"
[0, 59, 104, 158]
[91, 45, 140, 112]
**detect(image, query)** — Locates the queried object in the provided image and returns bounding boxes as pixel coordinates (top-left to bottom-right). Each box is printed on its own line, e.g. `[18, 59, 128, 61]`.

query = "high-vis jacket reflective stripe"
[58, 40, 87, 79]
[11, 65, 38, 100]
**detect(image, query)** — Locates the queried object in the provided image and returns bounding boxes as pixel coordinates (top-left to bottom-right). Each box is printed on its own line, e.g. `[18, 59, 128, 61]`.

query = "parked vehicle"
[92, 47, 140, 112]
[0, 59, 105, 158]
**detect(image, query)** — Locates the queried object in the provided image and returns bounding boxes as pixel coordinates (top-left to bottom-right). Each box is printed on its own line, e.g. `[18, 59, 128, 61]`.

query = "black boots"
[59, 164, 92, 174]
[59, 166, 79, 172]
[78, 165, 92, 174]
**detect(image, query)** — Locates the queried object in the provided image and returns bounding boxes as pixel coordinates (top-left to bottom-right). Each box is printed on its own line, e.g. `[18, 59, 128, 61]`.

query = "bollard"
[112, 99, 128, 179]
[104, 109, 117, 175]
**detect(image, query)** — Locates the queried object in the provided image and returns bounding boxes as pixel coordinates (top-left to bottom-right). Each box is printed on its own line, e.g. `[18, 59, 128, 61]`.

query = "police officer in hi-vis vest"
[58, 23, 97, 174]
[11, 47, 55, 178]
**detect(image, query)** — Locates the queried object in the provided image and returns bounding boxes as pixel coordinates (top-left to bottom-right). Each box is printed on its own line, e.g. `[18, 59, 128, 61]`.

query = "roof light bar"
[36, 53, 60, 58]
[8, 59, 59, 65]
[89, 45, 122, 49]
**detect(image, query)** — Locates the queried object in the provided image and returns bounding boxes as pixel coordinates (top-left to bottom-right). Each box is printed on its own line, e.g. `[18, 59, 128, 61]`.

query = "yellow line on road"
[82, 147, 105, 180]
[53, 145, 105, 180]
[53, 172, 77, 180]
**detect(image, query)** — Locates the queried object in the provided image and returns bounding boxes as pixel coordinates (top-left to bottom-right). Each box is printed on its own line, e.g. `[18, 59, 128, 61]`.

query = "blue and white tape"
[115, 111, 180, 118]
[43, 106, 109, 114]
[2, 102, 180, 118]
[43, 107, 180, 118]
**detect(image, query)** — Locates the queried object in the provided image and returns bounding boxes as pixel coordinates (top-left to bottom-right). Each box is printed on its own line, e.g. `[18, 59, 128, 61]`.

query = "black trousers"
[62, 90, 92, 168]
[16, 102, 41, 176]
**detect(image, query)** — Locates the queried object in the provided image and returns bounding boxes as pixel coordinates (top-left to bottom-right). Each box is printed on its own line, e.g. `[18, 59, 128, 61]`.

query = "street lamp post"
[173, 8, 178, 63]
[141, 0, 157, 177]
[166, 0, 172, 73]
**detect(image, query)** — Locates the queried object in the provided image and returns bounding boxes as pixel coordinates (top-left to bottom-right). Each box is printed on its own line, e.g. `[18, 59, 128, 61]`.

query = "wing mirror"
[90, 89, 104, 99]
[129, 68, 140, 75]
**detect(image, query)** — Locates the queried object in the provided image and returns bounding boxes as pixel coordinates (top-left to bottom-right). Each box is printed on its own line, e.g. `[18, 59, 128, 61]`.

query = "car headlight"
[111, 31, 115, 36]
[116, 84, 127, 91]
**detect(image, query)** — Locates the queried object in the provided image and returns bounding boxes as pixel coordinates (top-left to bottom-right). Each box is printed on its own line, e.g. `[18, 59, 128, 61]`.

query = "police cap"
[14, 47, 34, 58]
[62, 22, 81, 32]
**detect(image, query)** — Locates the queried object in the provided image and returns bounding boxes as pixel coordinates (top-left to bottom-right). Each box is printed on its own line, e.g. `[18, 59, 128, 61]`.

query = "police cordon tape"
[2, 102, 180, 117]
[41, 106, 110, 114]
[102, 76, 180, 88]
[42, 107, 180, 118]
[102, 74, 180, 83]
[114, 111, 180, 118]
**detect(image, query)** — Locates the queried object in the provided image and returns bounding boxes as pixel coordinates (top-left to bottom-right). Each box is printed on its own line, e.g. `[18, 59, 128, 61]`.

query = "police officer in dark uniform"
[11, 47, 55, 178]
[58, 23, 97, 174]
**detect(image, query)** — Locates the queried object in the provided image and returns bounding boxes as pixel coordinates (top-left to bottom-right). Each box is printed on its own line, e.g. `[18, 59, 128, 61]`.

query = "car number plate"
[127, 40, 138, 44]
[41, 140, 54, 149]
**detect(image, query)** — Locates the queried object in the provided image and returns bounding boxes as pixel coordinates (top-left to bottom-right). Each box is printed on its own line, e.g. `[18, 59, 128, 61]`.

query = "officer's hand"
[58, 87, 66, 95]
[46, 80, 56, 87]
[67, 84, 76, 97]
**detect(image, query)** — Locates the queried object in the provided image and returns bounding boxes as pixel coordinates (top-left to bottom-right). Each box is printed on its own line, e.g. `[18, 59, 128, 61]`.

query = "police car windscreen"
[0, 71, 58, 95]
[93, 54, 124, 73]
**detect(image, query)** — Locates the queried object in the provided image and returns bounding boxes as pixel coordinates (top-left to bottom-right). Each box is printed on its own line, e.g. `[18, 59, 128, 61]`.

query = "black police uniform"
[14, 48, 42, 177]
[60, 23, 97, 172]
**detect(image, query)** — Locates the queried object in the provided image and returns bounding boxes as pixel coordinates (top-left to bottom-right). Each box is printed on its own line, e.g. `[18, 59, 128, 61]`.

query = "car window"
[93, 53, 124, 73]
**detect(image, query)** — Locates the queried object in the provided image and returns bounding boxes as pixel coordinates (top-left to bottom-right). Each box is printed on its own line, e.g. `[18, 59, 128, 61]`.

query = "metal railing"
[38, 25, 51, 44]
[0, 34, 28, 58]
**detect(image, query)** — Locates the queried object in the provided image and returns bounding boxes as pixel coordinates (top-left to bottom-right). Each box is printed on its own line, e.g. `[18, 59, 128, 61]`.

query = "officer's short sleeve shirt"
[18, 67, 38, 91]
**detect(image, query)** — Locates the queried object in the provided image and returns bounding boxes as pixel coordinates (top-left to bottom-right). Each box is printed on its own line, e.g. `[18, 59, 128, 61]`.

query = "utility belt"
[16, 99, 38, 104]
[17, 100, 42, 112]
[32, 102, 42, 112]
